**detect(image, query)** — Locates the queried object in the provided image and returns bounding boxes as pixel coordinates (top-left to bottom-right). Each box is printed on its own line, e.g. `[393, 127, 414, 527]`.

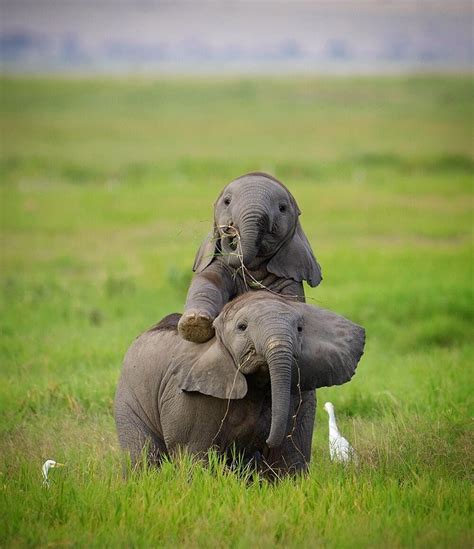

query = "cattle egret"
[323, 402, 358, 464]
[42, 460, 64, 487]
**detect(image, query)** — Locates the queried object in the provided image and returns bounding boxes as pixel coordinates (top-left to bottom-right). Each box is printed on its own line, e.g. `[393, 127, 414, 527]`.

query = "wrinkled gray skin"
[178, 172, 322, 343]
[115, 293, 365, 477]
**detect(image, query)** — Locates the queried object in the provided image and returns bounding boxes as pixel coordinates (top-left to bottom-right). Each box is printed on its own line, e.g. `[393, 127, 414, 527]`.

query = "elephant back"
[146, 313, 182, 335]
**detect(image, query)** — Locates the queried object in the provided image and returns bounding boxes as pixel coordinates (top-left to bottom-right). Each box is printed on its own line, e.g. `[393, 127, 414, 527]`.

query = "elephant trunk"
[265, 342, 294, 448]
[237, 208, 269, 266]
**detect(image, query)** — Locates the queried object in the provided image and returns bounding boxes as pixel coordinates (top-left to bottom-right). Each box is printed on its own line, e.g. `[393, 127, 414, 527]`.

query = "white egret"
[323, 402, 358, 464]
[42, 460, 64, 487]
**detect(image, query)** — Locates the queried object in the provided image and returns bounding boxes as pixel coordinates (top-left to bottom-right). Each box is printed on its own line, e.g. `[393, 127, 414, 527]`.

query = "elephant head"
[193, 172, 322, 287]
[180, 293, 365, 449]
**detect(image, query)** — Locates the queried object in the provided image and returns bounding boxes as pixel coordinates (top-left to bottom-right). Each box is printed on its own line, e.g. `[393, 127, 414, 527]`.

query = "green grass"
[0, 75, 473, 548]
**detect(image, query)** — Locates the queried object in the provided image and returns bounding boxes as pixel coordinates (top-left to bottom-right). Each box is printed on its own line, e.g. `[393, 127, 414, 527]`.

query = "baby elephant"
[115, 293, 365, 477]
[178, 172, 322, 343]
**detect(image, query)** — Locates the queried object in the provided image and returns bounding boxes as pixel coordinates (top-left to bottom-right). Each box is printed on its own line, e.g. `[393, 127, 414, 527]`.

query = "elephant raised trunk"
[264, 342, 294, 448]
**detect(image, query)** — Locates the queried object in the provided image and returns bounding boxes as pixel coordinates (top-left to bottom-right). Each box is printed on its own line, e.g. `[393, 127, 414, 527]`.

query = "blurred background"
[1, 2, 472, 547]
[1, 0, 472, 74]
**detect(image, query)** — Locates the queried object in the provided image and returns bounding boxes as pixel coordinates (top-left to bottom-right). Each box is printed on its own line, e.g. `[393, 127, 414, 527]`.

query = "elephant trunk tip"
[265, 424, 287, 449]
[265, 436, 282, 449]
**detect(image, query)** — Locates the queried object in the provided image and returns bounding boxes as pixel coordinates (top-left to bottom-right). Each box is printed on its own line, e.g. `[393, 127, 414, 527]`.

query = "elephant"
[177, 172, 322, 343]
[114, 292, 365, 477]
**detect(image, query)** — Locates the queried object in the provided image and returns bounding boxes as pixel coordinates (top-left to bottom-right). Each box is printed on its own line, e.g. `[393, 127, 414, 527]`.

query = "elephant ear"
[267, 221, 322, 287]
[180, 339, 248, 399]
[193, 227, 220, 273]
[296, 303, 365, 390]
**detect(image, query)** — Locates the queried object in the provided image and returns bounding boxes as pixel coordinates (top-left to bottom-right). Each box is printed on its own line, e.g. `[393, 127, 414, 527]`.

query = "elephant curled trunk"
[265, 344, 294, 448]
[230, 209, 268, 268]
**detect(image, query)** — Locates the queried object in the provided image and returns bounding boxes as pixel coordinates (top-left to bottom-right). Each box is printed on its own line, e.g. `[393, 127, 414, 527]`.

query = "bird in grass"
[323, 402, 358, 464]
[42, 460, 64, 487]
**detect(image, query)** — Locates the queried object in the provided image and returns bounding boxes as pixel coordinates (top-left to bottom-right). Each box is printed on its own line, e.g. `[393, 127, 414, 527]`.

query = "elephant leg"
[115, 403, 168, 471]
[178, 263, 234, 343]
[261, 391, 315, 477]
[178, 308, 215, 344]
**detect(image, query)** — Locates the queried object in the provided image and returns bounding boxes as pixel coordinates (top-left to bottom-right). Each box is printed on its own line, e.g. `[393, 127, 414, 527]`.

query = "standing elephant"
[115, 293, 365, 476]
[178, 172, 322, 343]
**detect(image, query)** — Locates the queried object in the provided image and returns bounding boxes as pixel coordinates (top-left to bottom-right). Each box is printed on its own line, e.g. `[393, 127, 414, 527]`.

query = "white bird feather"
[323, 402, 358, 464]
[42, 459, 64, 487]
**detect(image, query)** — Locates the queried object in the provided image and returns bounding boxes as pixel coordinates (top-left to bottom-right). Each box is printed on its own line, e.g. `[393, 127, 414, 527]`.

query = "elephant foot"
[178, 310, 215, 343]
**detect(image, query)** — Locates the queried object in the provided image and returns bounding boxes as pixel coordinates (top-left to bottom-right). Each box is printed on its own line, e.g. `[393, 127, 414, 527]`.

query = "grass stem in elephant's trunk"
[265, 346, 293, 448]
[220, 219, 257, 268]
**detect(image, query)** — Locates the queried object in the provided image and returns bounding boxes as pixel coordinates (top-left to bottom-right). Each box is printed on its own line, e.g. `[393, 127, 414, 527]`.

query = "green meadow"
[0, 76, 472, 547]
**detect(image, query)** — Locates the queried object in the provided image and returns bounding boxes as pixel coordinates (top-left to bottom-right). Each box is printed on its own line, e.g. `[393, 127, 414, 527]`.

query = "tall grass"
[0, 76, 472, 547]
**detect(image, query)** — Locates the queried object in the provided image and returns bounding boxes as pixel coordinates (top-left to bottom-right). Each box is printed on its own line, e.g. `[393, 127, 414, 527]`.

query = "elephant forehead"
[220, 293, 300, 323]
[254, 307, 298, 324]
[243, 300, 299, 322]
[225, 177, 290, 200]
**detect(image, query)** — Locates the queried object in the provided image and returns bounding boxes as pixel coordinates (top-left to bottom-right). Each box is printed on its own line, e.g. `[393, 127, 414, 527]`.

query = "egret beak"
[54, 463, 65, 467]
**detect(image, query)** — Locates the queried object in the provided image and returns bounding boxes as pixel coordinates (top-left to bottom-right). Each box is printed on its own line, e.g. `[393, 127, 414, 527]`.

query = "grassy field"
[0, 76, 472, 548]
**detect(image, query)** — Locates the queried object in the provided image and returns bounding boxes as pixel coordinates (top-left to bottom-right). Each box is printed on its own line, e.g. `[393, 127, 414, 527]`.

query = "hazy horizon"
[1, 1, 472, 74]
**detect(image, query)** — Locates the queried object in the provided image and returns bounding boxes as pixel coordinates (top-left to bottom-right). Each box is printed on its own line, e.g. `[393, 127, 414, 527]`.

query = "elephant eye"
[279, 203, 287, 213]
[297, 326, 303, 333]
[223, 197, 231, 206]
[237, 322, 247, 332]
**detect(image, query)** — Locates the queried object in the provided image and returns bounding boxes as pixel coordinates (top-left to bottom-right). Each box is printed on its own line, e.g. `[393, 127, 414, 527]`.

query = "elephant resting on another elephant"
[115, 293, 365, 477]
[178, 172, 322, 344]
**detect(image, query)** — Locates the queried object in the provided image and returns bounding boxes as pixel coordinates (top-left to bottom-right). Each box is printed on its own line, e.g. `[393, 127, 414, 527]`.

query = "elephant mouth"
[220, 226, 244, 263]
[239, 347, 264, 374]
[220, 225, 239, 248]
[227, 236, 238, 251]
[218, 223, 267, 269]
